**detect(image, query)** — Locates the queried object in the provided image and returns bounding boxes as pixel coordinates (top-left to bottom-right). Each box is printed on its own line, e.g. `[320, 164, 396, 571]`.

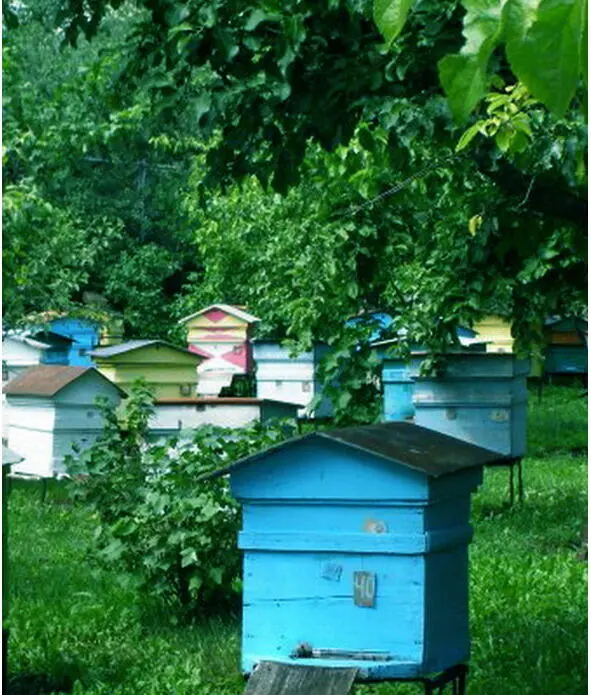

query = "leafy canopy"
[375, 0, 588, 120]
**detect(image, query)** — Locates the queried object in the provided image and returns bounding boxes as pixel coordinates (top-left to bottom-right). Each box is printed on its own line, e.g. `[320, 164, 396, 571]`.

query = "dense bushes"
[67, 383, 297, 618]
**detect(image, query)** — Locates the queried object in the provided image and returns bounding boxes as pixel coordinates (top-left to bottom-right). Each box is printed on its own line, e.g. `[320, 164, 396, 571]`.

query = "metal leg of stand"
[421, 665, 468, 695]
[458, 668, 467, 695]
[517, 459, 524, 502]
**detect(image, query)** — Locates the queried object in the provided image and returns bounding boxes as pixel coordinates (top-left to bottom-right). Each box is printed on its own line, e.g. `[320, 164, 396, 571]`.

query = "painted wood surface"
[253, 342, 332, 417]
[544, 346, 588, 375]
[48, 317, 101, 366]
[94, 343, 202, 399]
[2, 336, 46, 371]
[149, 398, 298, 438]
[473, 315, 514, 353]
[181, 306, 259, 391]
[542, 317, 587, 375]
[413, 355, 528, 457]
[224, 432, 483, 680]
[5, 370, 121, 477]
[243, 661, 357, 695]
[381, 353, 528, 457]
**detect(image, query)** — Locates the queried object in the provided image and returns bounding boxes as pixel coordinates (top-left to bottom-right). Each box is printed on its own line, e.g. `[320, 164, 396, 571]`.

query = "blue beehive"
[211, 422, 503, 680]
[48, 317, 101, 366]
[413, 353, 529, 457]
[544, 317, 588, 376]
[379, 351, 424, 422]
[375, 335, 487, 424]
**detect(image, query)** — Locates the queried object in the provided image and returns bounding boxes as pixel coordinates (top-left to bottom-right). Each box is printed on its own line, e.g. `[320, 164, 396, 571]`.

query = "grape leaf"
[374, 0, 416, 47]
[504, 0, 587, 117]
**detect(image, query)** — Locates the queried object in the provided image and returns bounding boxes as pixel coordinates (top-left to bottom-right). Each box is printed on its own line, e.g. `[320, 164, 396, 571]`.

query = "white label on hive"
[322, 563, 343, 582]
[354, 572, 376, 607]
[491, 409, 509, 422]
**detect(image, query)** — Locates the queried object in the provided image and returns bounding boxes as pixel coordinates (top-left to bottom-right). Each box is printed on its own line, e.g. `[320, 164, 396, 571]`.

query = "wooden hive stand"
[242, 661, 468, 695]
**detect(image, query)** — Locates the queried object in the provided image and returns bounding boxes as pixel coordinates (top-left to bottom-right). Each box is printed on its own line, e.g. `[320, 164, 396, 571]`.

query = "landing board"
[243, 661, 358, 695]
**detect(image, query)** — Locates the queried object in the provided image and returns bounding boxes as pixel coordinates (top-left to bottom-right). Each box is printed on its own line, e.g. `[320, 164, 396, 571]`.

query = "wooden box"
[210, 422, 502, 679]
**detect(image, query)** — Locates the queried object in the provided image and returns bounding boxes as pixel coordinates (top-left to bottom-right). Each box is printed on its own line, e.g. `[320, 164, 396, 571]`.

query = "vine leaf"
[438, 0, 507, 123]
[504, 0, 587, 117]
[373, 0, 416, 47]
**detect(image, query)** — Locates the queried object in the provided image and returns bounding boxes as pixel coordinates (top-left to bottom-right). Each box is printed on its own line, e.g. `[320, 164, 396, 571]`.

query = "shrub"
[67, 383, 297, 618]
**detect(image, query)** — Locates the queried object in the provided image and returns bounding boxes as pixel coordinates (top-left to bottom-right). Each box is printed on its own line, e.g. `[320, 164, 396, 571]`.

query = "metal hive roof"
[2, 365, 125, 397]
[90, 340, 202, 360]
[207, 421, 507, 480]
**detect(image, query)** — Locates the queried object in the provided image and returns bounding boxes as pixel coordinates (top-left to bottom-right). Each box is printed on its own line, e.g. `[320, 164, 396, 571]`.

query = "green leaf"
[438, 0, 507, 122]
[374, 0, 416, 47]
[245, 9, 268, 31]
[583, 8, 588, 87]
[456, 121, 486, 151]
[495, 126, 514, 152]
[194, 93, 211, 124]
[504, 0, 587, 117]
[438, 54, 489, 123]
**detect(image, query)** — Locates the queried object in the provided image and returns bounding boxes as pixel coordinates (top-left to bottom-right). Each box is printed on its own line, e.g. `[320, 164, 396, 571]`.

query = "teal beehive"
[375, 336, 487, 424]
[413, 353, 529, 457]
[211, 422, 503, 680]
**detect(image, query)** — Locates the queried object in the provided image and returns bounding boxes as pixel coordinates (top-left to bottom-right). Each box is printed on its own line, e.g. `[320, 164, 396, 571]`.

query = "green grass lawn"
[6, 385, 587, 694]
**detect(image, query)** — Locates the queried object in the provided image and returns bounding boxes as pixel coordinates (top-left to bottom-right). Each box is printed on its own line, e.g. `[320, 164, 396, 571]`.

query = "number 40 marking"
[353, 571, 377, 608]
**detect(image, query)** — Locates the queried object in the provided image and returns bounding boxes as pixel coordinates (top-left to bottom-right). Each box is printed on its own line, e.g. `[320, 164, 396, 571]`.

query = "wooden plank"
[243, 661, 357, 695]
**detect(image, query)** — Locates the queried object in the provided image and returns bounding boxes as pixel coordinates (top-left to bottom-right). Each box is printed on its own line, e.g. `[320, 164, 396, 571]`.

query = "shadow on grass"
[6, 673, 73, 695]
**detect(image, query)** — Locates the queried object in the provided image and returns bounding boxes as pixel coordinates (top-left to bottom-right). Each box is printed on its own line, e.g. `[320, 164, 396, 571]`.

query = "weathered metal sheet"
[2, 446, 23, 467]
[90, 340, 201, 359]
[243, 661, 357, 695]
[3, 365, 89, 397]
[206, 420, 505, 482]
[324, 421, 505, 475]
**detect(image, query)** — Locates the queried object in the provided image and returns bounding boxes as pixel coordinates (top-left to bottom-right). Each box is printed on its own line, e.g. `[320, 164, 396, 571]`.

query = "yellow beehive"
[473, 315, 514, 354]
[90, 340, 204, 400]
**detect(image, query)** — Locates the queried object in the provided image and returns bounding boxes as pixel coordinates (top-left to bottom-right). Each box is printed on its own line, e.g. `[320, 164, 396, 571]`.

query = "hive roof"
[90, 340, 202, 360]
[207, 421, 508, 480]
[178, 304, 260, 325]
[2, 365, 125, 397]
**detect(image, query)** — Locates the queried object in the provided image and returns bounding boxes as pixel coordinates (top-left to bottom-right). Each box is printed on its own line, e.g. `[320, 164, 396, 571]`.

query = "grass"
[6, 384, 587, 694]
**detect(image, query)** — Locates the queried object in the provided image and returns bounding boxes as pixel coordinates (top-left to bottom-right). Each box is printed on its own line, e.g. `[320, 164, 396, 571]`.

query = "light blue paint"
[346, 312, 394, 343]
[223, 435, 483, 679]
[380, 353, 528, 457]
[413, 355, 529, 457]
[47, 318, 101, 367]
[381, 354, 424, 421]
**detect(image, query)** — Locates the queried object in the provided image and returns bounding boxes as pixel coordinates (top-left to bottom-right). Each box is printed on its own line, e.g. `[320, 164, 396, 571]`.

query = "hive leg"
[421, 665, 468, 695]
[517, 458, 524, 503]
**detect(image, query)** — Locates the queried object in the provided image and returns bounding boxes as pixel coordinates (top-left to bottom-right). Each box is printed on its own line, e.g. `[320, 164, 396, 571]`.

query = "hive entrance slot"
[292, 644, 393, 662]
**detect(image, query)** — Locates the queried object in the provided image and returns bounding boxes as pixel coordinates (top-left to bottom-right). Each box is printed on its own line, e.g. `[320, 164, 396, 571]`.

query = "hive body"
[413, 354, 529, 457]
[225, 430, 486, 679]
[381, 353, 528, 458]
[4, 367, 122, 477]
[253, 342, 332, 418]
